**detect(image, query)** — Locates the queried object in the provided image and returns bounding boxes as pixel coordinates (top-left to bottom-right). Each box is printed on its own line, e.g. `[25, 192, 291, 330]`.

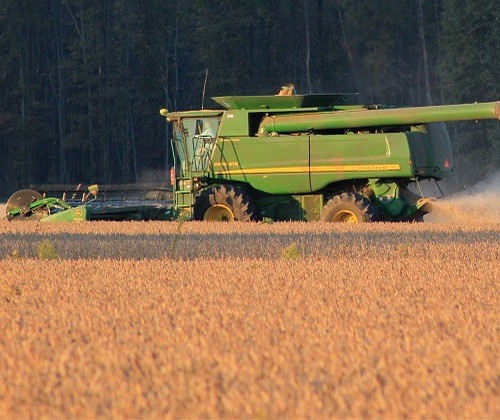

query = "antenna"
[201, 69, 208, 109]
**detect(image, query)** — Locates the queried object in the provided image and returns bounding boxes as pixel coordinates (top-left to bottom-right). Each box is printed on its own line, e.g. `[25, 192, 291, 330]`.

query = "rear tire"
[321, 192, 376, 223]
[194, 185, 256, 221]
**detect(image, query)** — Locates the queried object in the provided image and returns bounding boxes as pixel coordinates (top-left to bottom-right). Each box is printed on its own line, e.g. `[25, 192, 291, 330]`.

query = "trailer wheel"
[321, 192, 376, 223]
[194, 185, 256, 221]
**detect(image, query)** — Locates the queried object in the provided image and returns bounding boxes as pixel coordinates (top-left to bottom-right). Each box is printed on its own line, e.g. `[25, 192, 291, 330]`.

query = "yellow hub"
[333, 210, 359, 223]
[204, 204, 235, 221]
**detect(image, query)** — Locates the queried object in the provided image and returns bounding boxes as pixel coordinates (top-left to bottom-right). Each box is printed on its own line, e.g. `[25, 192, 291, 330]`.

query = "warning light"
[170, 167, 176, 185]
[444, 159, 450, 168]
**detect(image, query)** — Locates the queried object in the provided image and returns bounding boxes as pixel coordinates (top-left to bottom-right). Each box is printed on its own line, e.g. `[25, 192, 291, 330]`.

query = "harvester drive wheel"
[194, 185, 256, 221]
[321, 192, 376, 223]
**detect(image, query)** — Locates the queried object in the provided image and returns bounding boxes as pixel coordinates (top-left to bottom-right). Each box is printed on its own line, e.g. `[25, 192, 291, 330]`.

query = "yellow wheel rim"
[204, 204, 235, 221]
[333, 210, 359, 223]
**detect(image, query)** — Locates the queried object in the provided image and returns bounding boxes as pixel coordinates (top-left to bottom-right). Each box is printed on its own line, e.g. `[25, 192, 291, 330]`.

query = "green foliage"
[281, 243, 301, 260]
[37, 240, 59, 260]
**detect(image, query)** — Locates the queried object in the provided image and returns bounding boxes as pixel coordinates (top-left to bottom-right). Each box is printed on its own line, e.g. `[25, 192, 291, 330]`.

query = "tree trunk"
[336, 2, 360, 93]
[417, 0, 433, 105]
[303, 0, 312, 93]
[52, 0, 67, 181]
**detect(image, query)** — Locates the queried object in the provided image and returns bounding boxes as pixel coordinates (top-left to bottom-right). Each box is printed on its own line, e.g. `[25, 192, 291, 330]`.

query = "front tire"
[321, 192, 376, 223]
[194, 185, 256, 221]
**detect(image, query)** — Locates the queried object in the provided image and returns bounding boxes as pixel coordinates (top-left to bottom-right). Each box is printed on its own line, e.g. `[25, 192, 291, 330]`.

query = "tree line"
[0, 0, 499, 197]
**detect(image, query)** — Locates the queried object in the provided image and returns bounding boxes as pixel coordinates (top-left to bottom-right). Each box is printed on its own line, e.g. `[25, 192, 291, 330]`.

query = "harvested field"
[0, 220, 499, 418]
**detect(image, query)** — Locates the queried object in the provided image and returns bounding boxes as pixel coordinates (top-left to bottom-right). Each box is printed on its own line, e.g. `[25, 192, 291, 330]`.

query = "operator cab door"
[172, 116, 220, 179]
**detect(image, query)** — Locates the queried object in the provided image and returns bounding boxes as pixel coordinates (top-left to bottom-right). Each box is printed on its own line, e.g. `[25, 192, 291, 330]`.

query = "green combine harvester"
[5, 91, 500, 222]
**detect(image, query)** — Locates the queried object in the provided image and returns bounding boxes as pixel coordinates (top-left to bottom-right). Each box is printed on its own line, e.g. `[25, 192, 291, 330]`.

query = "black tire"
[193, 184, 256, 221]
[320, 192, 377, 223]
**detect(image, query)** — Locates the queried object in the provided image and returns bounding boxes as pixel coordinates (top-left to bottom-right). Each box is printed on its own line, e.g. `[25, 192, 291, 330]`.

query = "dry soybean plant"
[0, 220, 499, 418]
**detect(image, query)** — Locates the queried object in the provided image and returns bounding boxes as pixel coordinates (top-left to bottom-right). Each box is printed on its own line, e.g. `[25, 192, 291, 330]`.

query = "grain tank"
[160, 94, 499, 222]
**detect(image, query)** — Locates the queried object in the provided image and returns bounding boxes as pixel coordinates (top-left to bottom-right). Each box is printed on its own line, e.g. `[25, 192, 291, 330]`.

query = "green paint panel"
[300, 195, 323, 221]
[408, 123, 453, 177]
[309, 132, 413, 191]
[218, 110, 249, 137]
[41, 205, 88, 222]
[212, 136, 311, 194]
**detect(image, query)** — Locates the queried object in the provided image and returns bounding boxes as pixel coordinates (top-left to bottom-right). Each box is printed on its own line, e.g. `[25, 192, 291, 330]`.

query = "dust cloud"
[137, 169, 169, 184]
[426, 170, 500, 223]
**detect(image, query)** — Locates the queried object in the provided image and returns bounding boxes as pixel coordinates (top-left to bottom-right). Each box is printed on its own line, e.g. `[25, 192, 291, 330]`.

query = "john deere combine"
[5, 91, 499, 222]
[161, 94, 499, 222]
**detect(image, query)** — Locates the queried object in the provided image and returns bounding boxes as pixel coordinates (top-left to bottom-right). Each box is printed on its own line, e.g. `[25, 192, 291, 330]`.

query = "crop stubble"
[0, 221, 499, 418]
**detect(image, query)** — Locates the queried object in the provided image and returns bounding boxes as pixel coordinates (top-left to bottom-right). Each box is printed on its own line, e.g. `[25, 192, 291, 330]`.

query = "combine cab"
[5, 89, 499, 222]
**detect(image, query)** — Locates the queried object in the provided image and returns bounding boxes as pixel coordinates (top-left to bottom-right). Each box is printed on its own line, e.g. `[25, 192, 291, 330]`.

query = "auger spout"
[258, 101, 500, 135]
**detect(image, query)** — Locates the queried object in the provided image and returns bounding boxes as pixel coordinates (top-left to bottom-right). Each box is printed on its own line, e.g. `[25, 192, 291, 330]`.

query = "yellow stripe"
[215, 164, 401, 175]
[312, 164, 401, 172]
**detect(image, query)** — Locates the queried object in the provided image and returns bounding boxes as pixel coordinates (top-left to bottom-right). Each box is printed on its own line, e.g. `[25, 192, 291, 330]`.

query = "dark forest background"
[1, 0, 499, 198]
